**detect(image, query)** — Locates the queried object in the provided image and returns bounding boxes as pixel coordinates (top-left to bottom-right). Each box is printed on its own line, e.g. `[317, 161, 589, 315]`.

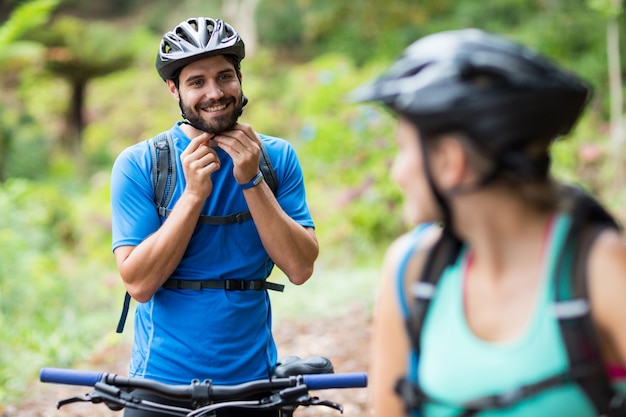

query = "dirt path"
[6, 305, 371, 417]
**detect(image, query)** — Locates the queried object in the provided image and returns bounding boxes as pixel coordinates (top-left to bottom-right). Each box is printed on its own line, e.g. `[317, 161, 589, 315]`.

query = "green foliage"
[0, 108, 52, 180]
[0, 0, 60, 182]
[257, 0, 428, 63]
[588, 0, 624, 18]
[0, 0, 59, 46]
[30, 16, 145, 82]
[0, 178, 118, 403]
[256, 0, 303, 47]
[242, 52, 406, 264]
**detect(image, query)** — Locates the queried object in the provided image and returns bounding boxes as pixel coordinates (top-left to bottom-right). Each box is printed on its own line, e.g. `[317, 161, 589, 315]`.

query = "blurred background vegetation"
[0, 0, 624, 407]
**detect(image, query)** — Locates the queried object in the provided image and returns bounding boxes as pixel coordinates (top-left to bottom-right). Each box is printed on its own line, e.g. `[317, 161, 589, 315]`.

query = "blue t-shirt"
[111, 122, 314, 385]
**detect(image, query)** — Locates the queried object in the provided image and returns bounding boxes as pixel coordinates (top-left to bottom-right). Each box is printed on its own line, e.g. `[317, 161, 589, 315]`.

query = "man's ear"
[166, 79, 180, 101]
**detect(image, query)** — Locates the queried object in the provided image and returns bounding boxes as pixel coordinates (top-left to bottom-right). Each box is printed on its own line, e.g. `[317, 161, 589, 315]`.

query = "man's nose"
[204, 79, 224, 100]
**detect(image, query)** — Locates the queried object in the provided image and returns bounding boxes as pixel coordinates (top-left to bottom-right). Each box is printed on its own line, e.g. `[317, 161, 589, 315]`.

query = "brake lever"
[271, 385, 345, 412]
[263, 386, 345, 413]
[57, 383, 150, 413]
[57, 394, 92, 408]
[56, 391, 125, 411]
[304, 397, 344, 413]
[189, 385, 345, 417]
[59, 385, 192, 415]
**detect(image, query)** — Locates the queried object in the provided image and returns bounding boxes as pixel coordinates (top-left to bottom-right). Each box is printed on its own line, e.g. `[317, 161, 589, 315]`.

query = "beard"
[179, 95, 244, 134]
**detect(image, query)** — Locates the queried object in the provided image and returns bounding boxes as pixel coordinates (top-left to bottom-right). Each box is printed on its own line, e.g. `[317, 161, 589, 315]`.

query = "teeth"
[203, 104, 227, 112]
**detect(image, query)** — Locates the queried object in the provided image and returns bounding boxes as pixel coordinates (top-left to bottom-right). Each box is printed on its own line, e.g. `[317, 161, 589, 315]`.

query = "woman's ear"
[430, 136, 468, 192]
[166, 80, 180, 101]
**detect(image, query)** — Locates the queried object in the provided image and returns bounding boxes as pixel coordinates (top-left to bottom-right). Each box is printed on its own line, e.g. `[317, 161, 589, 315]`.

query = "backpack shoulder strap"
[396, 228, 463, 411]
[553, 185, 626, 416]
[116, 132, 175, 334]
[149, 131, 177, 217]
[259, 141, 278, 195]
[405, 229, 463, 353]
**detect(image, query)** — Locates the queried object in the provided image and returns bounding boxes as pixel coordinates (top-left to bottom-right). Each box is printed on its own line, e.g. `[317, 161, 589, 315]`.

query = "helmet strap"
[419, 133, 454, 232]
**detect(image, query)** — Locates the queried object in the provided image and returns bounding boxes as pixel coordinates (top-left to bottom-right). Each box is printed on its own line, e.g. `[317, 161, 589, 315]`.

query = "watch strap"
[239, 171, 264, 190]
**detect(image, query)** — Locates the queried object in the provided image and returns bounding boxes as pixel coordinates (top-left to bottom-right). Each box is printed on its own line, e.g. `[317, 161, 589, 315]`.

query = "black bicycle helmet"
[351, 29, 591, 232]
[156, 17, 245, 81]
[350, 29, 590, 160]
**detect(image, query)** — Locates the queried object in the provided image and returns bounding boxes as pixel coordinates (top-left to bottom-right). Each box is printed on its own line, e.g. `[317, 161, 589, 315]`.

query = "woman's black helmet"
[350, 29, 590, 159]
[156, 17, 245, 81]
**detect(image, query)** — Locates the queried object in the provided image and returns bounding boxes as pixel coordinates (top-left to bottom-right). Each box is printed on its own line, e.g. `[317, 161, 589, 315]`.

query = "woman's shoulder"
[383, 224, 441, 283]
[587, 226, 626, 366]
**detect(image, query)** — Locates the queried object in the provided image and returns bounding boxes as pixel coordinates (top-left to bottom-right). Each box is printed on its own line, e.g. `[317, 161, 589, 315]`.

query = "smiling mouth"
[201, 103, 228, 113]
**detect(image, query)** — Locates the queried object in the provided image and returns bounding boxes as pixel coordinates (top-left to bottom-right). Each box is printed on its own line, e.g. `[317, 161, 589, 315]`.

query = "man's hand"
[181, 132, 221, 199]
[211, 123, 261, 184]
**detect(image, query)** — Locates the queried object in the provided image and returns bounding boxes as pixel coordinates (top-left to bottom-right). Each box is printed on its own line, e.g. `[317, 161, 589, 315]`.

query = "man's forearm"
[243, 181, 319, 285]
[115, 192, 206, 302]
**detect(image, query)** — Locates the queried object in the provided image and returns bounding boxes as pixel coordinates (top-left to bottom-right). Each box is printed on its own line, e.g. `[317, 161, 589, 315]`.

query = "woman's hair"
[425, 130, 561, 211]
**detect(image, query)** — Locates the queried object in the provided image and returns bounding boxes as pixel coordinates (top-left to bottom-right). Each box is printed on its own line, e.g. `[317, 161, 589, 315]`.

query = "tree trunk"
[61, 79, 85, 158]
[0, 126, 7, 182]
[222, 0, 260, 56]
[607, 4, 625, 191]
[607, 15, 624, 150]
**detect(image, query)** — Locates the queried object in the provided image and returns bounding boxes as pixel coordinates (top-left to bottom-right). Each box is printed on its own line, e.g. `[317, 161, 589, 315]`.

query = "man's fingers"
[195, 151, 220, 170]
[181, 132, 214, 157]
[214, 129, 260, 157]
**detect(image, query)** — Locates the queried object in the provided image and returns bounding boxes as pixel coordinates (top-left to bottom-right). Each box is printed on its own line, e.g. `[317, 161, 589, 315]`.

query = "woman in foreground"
[351, 29, 626, 417]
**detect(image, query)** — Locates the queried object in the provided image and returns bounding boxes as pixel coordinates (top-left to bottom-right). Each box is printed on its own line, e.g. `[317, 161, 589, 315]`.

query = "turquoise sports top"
[396, 215, 620, 416]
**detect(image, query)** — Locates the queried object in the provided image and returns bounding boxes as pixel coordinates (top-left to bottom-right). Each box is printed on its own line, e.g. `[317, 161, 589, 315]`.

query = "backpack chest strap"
[157, 207, 253, 225]
[115, 279, 284, 334]
[162, 278, 285, 292]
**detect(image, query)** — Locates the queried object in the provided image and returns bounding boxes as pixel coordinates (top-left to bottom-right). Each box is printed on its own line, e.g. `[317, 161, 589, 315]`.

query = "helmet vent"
[460, 64, 508, 90]
[175, 27, 192, 44]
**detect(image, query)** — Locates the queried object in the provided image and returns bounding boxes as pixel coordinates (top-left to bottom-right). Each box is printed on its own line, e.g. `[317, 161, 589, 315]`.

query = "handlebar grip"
[40, 368, 104, 387]
[303, 372, 368, 390]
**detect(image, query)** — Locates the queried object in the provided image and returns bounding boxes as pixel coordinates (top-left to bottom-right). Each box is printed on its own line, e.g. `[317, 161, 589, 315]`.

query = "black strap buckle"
[224, 279, 248, 290]
[234, 212, 250, 224]
[395, 377, 423, 411]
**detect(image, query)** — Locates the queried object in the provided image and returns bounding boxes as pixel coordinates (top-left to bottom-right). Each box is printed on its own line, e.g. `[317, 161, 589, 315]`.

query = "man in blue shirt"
[110, 17, 319, 417]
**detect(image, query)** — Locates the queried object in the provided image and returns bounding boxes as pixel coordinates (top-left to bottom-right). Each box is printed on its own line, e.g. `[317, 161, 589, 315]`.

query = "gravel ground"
[6, 305, 372, 417]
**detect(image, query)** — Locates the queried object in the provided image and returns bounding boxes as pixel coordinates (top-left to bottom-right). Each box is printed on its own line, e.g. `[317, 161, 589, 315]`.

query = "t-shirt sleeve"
[110, 142, 162, 251]
[271, 140, 315, 229]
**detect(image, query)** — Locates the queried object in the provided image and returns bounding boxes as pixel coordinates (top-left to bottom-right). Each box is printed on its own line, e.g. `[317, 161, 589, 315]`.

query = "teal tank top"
[402, 215, 602, 416]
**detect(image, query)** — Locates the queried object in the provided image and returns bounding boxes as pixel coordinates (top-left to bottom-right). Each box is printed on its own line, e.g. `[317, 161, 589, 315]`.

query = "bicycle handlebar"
[40, 366, 367, 416]
[40, 367, 367, 399]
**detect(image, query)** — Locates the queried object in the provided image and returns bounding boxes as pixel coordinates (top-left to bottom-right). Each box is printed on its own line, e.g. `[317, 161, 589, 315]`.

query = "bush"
[0, 178, 119, 403]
